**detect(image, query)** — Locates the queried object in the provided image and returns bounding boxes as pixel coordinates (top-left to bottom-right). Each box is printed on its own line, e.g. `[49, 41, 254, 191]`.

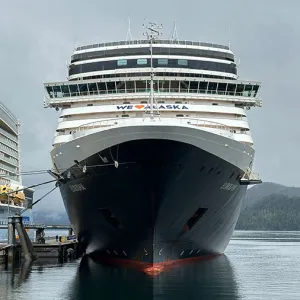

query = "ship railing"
[75, 117, 233, 135]
[75, 40, 229, 51]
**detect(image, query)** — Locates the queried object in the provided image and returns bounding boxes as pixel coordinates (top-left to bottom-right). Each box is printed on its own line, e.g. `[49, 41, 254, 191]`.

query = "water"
[1, 231, 300, 300]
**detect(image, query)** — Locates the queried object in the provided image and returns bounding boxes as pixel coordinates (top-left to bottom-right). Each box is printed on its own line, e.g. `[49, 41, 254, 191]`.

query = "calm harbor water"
[1, 230, 300, 300]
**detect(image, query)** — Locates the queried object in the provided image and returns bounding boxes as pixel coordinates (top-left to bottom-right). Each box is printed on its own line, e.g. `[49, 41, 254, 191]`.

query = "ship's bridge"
[44, 77, 261, 107]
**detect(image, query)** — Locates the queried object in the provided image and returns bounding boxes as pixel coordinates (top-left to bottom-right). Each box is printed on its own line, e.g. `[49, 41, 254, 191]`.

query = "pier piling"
[7, 217, 16, 263]
[15, 216, 37, 261]
[9, 216, 37, 261]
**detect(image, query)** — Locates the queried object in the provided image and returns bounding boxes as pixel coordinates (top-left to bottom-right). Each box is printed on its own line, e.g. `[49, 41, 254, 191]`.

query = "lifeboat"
[0, 185, 13, 203]
[12, 189, 25, 204]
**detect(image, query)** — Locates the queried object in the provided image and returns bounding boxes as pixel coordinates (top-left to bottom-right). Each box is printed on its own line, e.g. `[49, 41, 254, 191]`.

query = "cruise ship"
[44, 24, 262, 268]
[0, 102, 34, 240]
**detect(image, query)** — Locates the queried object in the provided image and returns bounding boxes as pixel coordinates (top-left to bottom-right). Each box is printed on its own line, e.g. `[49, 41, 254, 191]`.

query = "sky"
[0, 0, 299, 215]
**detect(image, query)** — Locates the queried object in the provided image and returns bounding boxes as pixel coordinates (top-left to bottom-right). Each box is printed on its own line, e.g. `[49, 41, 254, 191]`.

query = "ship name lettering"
[69, 183, 86, 192]
[220, 182, 237, 191]
[116, 105, 188, 110]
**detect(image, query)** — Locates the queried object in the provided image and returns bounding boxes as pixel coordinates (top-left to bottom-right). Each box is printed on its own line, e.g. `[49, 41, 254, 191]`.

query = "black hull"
[59, 139, 246, 265]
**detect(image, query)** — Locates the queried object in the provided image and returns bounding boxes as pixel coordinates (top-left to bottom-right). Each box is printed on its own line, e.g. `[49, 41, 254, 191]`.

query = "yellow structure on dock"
[0, 184, 25, 206]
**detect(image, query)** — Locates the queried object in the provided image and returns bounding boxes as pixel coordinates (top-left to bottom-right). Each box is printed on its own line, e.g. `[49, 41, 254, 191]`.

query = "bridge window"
[235, 84, 244, 96]
[199, 82, 208, 93]
[253, 85, 259, 97]
[137, 58, 147, 65]
[227, 83, 236, 96]
[61, 85, 70, 96]
[46, 86, 54, 98]
[217, 83, 227, 94]
[208, 82, 218, 93]
[243, 84, 252, 97]
[178, 59, 188, 66]
[136, 80, 147, 91]
[117, 59, 127, 66]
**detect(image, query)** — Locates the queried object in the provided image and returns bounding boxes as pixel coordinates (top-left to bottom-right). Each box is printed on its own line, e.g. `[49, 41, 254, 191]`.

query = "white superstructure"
[44, 39, 262, 155]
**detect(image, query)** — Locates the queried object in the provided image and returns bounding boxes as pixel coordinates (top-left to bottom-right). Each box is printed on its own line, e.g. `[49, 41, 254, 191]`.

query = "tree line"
[235, 194, 300, 231]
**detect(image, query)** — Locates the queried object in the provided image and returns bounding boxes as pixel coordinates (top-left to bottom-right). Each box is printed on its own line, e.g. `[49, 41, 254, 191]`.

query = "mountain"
[236, 193, 300, 230]
[243, 182, 300, 209]
[236, 182, 300, 230]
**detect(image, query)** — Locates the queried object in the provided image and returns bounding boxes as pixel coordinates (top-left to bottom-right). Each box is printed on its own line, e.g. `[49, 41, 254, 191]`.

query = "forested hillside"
[236, 193, 300, 230]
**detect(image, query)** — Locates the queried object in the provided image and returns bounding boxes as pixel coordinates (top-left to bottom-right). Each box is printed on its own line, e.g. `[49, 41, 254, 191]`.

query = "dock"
[0, 216, 81, 265]
[0, 238, 80, 263]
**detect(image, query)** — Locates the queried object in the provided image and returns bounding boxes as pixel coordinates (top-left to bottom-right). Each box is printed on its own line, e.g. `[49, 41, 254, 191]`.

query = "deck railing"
[75, 39, 230, 51]
[74, 117, 232, 136]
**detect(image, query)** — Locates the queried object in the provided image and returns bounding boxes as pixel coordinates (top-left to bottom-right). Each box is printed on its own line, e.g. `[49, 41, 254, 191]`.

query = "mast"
[143, 22, 163, 119]
[169, 20, 179, 42]
[126, 16, 133, 42]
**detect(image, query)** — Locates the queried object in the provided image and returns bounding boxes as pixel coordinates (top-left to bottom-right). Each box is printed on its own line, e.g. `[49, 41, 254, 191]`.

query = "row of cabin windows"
[118, 58, 188, 66]
[69, 59, 237, 76]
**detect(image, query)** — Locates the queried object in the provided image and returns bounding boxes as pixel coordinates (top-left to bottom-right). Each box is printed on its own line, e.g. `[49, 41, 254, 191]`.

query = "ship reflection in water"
[0, 255, 240, 300]
[70, 255, 240, 300]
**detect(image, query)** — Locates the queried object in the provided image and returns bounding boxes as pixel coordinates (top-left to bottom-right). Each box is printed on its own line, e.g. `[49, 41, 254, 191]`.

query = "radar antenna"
[143, 22, 163, 119]
[126, 16, 133, 42]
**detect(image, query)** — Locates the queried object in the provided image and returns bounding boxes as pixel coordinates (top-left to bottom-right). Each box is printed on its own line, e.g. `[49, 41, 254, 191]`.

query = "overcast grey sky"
[0, 0, 299, 214]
